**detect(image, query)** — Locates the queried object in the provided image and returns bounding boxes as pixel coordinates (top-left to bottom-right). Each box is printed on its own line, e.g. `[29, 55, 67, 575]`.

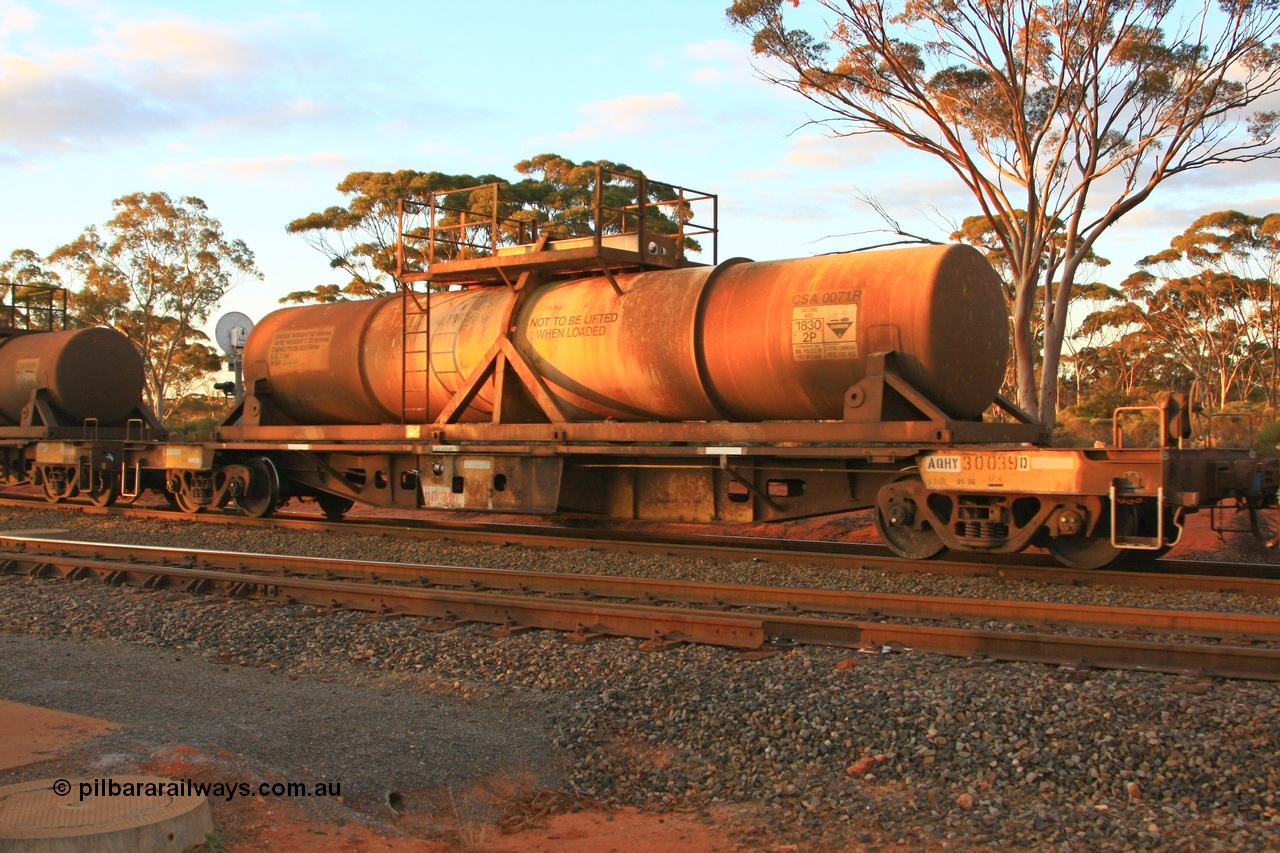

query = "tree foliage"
[729, 0, 1280, 428]
[284, 169, 504, 303]
[50, 192, 259, 424]
[1074, 210, 1280, 409]
[284, 153, 695, 304]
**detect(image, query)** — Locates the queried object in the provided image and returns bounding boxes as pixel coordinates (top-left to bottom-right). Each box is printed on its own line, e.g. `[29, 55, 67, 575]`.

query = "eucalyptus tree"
[1076, 210, 1280, 408]
[729, 0, 1280, 427]
[51, 192, 259, 424]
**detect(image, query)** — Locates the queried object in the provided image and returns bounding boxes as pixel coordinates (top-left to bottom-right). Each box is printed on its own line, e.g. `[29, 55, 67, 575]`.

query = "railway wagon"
[210, 172, 1277, 568]
[0, 284, 164, 505]
[5, 172, 1278, 568]
[0, 284, 274, 512]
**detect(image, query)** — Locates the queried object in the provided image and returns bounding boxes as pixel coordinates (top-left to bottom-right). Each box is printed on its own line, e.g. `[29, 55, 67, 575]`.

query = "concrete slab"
[0, 775, 213, 852]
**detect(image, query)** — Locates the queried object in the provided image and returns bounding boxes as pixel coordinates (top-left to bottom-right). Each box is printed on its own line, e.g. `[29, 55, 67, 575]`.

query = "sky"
[2, 0, 1280, 344]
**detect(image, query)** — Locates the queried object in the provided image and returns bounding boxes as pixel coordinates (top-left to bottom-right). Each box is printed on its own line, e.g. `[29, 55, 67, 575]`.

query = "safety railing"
[0, 282, 68, 332]
[394, 166, 718, 282]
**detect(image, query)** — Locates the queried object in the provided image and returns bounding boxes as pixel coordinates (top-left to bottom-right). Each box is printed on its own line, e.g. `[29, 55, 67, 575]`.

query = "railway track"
[4, 494, 1280, 596]
[3, 535, 1278, 681]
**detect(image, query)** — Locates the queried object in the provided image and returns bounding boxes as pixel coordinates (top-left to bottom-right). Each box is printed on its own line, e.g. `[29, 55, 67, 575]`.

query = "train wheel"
[235, 457, 280, 519]
[1049, 501, 1175, 569]
[874, 474, 946, 560]
[86, 474, 118, 508]
[316, 493, 354, 521]
[171, 488, 204, 514]
[1045, 533, 1121, 569]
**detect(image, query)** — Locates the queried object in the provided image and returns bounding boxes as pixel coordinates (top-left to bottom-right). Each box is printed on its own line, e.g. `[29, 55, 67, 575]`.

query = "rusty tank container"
[0, 327, 146, 425]
[242, 244, 1008, 424]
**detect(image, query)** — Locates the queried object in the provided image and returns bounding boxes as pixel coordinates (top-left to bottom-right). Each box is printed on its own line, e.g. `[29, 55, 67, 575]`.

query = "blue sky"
[2, 0, 1279, 334]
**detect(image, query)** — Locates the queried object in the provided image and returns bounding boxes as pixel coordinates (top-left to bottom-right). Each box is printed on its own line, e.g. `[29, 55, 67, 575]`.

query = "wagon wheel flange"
[234, 457, 280, 519]
[316, 492, 355, 521]
[1045, 529, 1122, 570]
[1045, 500, 1135, 570]
[85, 471, 118, 508]
[169, 483, 205, 515]
[874, 472, 946, 560]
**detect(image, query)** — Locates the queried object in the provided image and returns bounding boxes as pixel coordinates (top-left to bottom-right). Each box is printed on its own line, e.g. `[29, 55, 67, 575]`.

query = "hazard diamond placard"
[791, 304, 859, 361]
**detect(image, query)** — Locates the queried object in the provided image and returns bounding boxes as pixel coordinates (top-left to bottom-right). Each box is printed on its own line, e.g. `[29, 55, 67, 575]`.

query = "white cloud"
[684, 38, 753, 85]
[1163, 158, 1280, 194]
[199, 99, 333, 137]
[0, 15, 323, 161]
[783, 133, 899, 169]
[105, 19, 262, 80]
[150, 151, 353, 186]
[0, 52, 189, 157]
[561, 92, 699, 141]
[0, 2, 38, 35]
[735, 167, 796, 182]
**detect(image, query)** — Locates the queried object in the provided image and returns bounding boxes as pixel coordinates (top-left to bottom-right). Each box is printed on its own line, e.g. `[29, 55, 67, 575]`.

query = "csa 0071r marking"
[35, 442, 78, 465]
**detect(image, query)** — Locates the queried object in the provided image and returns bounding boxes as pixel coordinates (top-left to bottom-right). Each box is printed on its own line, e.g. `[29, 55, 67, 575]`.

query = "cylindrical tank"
[241, 244, 1008, 425]
[242, 288, 514, 425]
[699, 247, 1009, 420]
[0, 327, 146, 425]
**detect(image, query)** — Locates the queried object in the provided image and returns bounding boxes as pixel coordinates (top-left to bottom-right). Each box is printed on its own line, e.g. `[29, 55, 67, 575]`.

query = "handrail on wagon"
[0, 281, 68, 334]
[393, 165, 718, 286]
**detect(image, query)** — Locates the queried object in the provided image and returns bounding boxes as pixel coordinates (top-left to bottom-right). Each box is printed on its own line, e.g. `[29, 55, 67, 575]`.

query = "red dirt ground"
[0, 700, 123, 772]
[0, 713, 744, 853]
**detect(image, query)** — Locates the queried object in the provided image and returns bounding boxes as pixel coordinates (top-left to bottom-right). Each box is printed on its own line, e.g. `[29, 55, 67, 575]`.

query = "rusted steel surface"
[411, 244, 686, 283]
[2, 537, 1278, 680]
[513, 264, 722, 421]
[2, 552, 765, 648]
[0, 327, 144, 425]
[0, 545, 767, 647]
[765, 618, 1280, 681]
[217, 418, 1045, 445]
[4, 496, 1279, 595]
[240, 290, 515, 425]
[5, 535, 1275, 640]
[240, 244, 1010, 426]
[700, 246, 1007, 420]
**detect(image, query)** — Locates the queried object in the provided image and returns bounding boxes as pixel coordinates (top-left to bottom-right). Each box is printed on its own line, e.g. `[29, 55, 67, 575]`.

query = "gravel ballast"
[2, 505, 1278, 851]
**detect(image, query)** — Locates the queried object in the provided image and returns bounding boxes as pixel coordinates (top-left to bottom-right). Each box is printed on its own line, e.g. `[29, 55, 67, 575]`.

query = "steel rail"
[3, 494, 1279, 594]
[2, 537, 1278, 680]
[2, 536, 1277, 642]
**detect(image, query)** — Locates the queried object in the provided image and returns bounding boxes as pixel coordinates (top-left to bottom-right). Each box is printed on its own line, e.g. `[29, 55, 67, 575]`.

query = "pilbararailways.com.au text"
[54, 777, 341, 802]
